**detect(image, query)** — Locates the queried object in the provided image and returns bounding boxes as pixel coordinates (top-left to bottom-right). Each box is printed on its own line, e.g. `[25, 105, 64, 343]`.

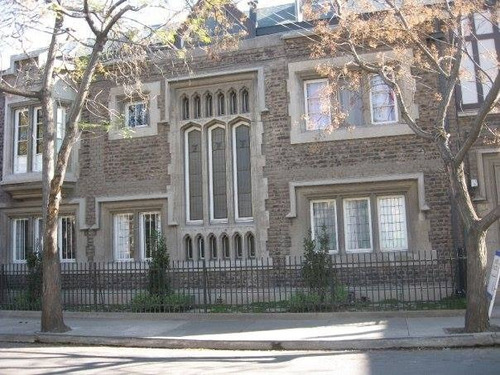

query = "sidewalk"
[1, 309, 500, 351]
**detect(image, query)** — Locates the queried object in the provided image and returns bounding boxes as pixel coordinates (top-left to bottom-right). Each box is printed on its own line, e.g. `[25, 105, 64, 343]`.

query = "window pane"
[235, 234, 242, 258]
[14, 109, 29, 173]
[59, 216, 76, 261]
[182, 97, 190, 120]
[312, 200, 337, 252]
[198, 237, 205, 259]
[127, 102, 148, 128]
[241, 89, 250, 113]
[218, 94, 225, 115]
[205, 94, 213, 117]
[460, 41, 479, 105]
[14, 218, 29, 262]
[229, 91, 237, 114]
[378, 196, 408, 251]
[339, 87, 364, 126]
[370, 75, 397, 123]
[186, 236, 193, 260]
[222, 235, 230, 258]
[210, 127, 227, 220]
[142, 212, 161, 259]
[56, 107, 66, 152]
[209, 235, 217, 259]
[344, 198, 372, 251]
[34, 218, 43, 254]
[114, 214, 134, 260]
[194, 96, 201, 119]
[247, 233, 256, 258]
[234, 125, 252, 218]
[477, 39, 498, 101]
[32, 108, 44, 172]
[187, 130, 203, 221]
[305, 80, 330, 130]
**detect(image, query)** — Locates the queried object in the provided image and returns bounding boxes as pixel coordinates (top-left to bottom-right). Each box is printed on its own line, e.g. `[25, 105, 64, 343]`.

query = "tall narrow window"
[241, 89, 250, 113]
[209, 126, 227, 221]
[370, 75, 398, 124]
[114, 213, 134, 260]
[32, 108, 43, 172]
[59, 216, 76, 262]
[56, 107, 66, 152]
[222, 234, 230, 259]
[182, 97, 190, 120]
[209, 234, 217, 259]
[246, 233, 256, 258]
[378, 196, 408, 251]
[185, 236, 193, 260]
[304, 79, 331, 130]
[205, 93, 213, 117]
[185, 129, 203, 222]
[34, 218, 43, 254]
[344, 198, 373, 252]
[234, 233, 243, 258]
[140, 212, 161, 260]
[233, 125, 252, 220]
[14, 109, 29, 173]
[193, 95, 201, 119]
[217, 93, 225, 115]
[197, 236, 205, 259]
[13, 218, 29, 262]
[229, 90, 237, 114]
[311, 200, 338, 253]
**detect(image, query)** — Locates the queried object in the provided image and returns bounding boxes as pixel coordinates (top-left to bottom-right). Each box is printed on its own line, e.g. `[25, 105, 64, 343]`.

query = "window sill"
[291, 123, 415, 144]
[108, 125, 157, 140]
[1, 173, 77, 200]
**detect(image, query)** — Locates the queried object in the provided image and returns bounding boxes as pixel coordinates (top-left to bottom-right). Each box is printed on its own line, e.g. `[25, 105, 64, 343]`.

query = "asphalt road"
[0, 342, 499, 374]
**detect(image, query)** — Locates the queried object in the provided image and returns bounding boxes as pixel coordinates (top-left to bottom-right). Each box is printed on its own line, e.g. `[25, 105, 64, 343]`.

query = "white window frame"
[304, 78, 331, 131]
[139, 211, 161, 261]
[184, 128, 203, 225]
[208, 125, 228, 224]
[12, 218, 29, 263]
[113, 213, 135, 261]
[310, 199, 339, 254]
[343, 197, 373, 253]
[369, 75, 399, 125]
[125, 101, 149, 128]
[14, 108, 29, 174]
[58, 216, 76, 263]
[377, 195, 408, 252]
[232, 123, 253, 222]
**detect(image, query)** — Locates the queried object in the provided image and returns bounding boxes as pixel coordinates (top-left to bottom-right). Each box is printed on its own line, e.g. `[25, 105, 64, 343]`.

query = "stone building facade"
[0, 2, 498, 272]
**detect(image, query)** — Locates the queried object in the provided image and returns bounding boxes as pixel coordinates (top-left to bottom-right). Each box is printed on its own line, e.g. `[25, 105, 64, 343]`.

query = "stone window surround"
[287, 50, 418, 144]
[108, 81, 161, 140]
[287, 173, 431, 256]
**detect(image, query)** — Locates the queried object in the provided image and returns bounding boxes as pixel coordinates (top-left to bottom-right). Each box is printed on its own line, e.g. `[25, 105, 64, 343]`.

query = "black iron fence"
[0, 251, 467, 313]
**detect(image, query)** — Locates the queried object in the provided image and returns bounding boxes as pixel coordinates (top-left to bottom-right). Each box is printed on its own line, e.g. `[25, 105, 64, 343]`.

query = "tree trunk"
[464, 228, 490, 332]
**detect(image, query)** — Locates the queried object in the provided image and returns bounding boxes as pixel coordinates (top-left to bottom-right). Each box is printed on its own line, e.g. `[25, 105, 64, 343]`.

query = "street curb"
[0, 334, 36, 344]
[33, 332, 500, 351]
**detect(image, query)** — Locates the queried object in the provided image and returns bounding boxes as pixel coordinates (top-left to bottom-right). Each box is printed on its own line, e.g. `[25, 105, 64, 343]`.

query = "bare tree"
[0, 0, 236, 332]
[306, 0, 499, 332]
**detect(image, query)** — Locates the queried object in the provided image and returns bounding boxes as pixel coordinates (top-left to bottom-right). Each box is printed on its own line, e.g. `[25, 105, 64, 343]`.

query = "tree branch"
[83, 0, 100, 36]
[478, 205, 500, 233]
[454, 72, 500, 167]
[0, 81, 40, 99]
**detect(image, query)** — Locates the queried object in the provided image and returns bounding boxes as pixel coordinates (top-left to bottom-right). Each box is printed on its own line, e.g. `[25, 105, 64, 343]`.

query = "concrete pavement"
[1, 309, 500, 351]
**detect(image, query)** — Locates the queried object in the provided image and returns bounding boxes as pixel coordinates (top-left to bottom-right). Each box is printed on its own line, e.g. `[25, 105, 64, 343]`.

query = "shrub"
[148, 232, 171, 297]
[26, 250, 43, 305]
[130, 292, 193, 313]
[302, 227, 333, 302]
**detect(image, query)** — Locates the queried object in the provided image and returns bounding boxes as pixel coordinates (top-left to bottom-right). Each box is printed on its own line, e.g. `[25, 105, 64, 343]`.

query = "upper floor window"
[205, 93, 213, 117]
[304, 79, 331, 131]
[459, 12, 499, 108]
[241, 89, 250, 113]
[181, 97, 190, 120]
[193, 95, 201, 119]
[369, 75, 398, 124]
[217, 93, 225, 116]
[125, 101, 149, 128]
[185, 128, 203, 223]
[229, 90, 238, 115]
[208, 126, 228, 221]
[233, 124, 253, 220]
[13, 106, 66, 174]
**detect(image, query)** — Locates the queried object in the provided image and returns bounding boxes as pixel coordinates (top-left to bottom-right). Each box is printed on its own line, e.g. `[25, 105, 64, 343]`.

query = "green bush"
[288, 284, 349, 313]
[26, 250, 43, 305]
[10, 291, 41, 311]
[130, 292, 193, 312]
[148, 232, 171, 297]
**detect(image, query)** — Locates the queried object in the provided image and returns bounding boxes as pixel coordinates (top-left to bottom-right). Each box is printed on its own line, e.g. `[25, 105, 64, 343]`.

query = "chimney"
[248, 1, 258, 37]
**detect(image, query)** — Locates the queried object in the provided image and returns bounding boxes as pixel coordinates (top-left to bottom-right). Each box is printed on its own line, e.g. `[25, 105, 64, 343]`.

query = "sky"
[0, 0, 294, 70]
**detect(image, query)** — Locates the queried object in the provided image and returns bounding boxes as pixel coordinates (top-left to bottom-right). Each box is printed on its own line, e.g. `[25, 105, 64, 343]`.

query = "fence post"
[0, 264, 4, 307]
[92, 262, 98, 311]
[202, 259, 208, 313]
